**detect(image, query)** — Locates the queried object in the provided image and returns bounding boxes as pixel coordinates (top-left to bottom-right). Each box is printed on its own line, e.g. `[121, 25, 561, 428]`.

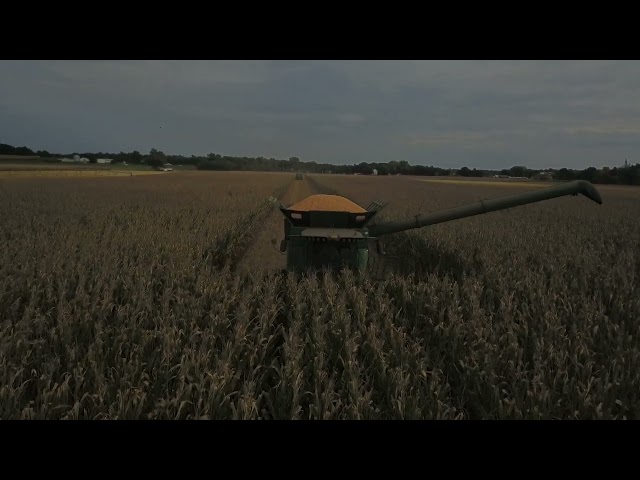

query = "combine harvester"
[269, 180, 603, 276]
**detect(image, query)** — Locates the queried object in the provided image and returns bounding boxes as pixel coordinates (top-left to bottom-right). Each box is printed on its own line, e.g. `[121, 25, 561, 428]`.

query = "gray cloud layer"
[1, 60, 638, 169]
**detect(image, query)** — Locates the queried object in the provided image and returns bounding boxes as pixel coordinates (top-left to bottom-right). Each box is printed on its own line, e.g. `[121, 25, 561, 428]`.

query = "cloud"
[336, 113, 365, 124]
[407, 130, 511, 147]
[1, 60, 640, 168]
[562, 124, 640, 136]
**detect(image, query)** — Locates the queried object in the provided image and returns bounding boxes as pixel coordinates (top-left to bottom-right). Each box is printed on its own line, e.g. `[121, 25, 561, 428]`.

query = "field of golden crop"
[0, 169, 163, 178]
[1, 172, 638, 419]
[0, 162, 169, 178]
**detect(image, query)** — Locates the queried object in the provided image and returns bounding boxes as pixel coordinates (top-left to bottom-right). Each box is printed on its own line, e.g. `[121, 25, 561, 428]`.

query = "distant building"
[372, 169, 378, 175]
[97, 158, 112, 164]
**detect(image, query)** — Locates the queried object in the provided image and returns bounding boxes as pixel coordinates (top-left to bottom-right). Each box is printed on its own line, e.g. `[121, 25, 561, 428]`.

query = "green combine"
[270, 180, 603, 275]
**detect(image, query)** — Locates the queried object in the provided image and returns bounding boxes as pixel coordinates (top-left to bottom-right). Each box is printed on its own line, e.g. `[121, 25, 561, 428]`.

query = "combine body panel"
[285, 225, 369, 272]
[272, 180, 603, 274]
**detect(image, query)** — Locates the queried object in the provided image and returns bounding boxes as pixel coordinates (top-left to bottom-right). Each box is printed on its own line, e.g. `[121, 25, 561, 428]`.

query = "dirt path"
[236, 177, 317, 274]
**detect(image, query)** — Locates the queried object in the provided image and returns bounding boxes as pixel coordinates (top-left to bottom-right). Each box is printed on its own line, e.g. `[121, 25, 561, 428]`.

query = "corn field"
[1, 172, 638, 419]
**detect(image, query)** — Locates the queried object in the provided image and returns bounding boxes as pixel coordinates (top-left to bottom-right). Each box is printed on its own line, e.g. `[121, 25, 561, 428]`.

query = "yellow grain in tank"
[288, 194, 367, 213]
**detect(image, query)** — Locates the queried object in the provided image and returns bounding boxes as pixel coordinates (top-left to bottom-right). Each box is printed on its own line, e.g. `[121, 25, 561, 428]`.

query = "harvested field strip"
[218, 182, 291, 271]
[0, 169, 162, 178]
[0, 155, 40, 161]
[305, 175, 340, 195]
[235, 176, 318, 274]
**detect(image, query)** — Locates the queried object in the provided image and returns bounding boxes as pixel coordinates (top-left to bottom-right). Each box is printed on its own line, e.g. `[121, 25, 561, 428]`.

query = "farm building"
[97, 159, 112, 164]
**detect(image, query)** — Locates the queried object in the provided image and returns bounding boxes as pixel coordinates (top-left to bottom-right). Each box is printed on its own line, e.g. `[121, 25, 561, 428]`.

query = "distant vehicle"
[295, 173, 303, 180]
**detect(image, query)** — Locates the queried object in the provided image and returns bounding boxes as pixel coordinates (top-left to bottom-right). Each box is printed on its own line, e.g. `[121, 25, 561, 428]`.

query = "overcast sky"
[1, 60, 638, 169]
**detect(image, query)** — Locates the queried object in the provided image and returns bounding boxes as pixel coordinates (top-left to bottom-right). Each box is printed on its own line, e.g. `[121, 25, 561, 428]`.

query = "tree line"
[1, 142, 639, 186]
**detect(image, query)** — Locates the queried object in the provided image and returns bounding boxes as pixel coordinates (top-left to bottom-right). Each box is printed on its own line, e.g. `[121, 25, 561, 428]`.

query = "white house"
[97, 158, 112, 164]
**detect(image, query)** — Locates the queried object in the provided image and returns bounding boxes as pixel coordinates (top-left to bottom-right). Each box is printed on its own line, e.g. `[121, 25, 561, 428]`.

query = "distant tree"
[18, 146, 35, 155]
[556, 168, 574, 181]
[508, 166, 528, 177]
[594, 167, 615, 184]
[376, 164, 389, 175]
[579, 166, 598, 182]
[128, 151, 143, 164]
[2, 140, 636, 184]
[111, 153, 125, 164]
[149, 148, 165, 159]
[146, 148, 166, 167]
[618, 163, 640, 185]
[287, 157, 301, 171]
[0, 144, 14, 155]
[147, 157, 165, 168]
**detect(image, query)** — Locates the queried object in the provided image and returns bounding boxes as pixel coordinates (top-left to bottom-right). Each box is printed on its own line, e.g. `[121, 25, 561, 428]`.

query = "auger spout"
[367, 180, 602, 237]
